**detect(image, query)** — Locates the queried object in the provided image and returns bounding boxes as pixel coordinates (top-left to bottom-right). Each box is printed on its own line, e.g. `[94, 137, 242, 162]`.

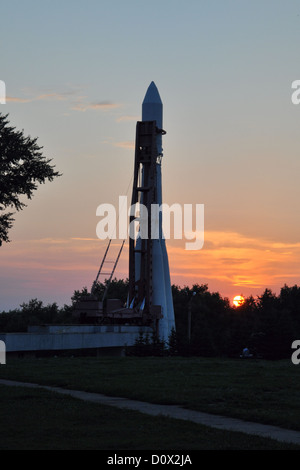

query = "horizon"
[1, 1, 300, 311]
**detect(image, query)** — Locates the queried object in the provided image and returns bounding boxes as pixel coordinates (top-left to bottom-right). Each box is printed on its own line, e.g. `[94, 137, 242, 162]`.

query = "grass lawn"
[0, 384, 298, 450]
[0, 356, 299, 430]
[0, 356, 299, 450]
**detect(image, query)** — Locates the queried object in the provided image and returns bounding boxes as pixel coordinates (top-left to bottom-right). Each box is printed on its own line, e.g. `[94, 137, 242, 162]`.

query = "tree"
[0, 113, 60, 244]
[71, 278, 129, 305]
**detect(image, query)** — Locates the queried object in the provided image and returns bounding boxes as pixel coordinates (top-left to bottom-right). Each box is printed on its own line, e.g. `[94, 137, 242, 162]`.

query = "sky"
[1, 0, 300, 310]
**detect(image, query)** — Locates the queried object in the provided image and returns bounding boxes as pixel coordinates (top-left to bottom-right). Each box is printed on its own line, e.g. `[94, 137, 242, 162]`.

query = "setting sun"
[233, 295, 245, 307]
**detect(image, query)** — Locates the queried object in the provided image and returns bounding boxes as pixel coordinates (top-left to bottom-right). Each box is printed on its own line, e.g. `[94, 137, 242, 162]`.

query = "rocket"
[140, 81, 175, 341]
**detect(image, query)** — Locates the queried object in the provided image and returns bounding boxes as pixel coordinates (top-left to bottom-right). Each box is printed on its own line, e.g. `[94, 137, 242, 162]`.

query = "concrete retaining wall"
[0, 325, 153, 354]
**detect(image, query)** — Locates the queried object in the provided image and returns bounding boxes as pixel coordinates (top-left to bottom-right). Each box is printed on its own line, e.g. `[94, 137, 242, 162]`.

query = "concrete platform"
[0, 325, 152, 356]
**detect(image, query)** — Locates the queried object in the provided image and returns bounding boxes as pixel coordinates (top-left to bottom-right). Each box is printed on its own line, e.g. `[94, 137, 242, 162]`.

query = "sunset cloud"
[116, 115, 139, 122]
[71, 237, 100, 241]
[2, 230, 300, 310]
[5, 89, 122, 114]
[3, 232, 300, 292]
[6, 91, 76, 103]
[6, 96, 32, 103]
[167, 230, 300, 297]
[36, 92, 71, 101]
[0, 237, 128, 273]
[113, 141, 135, 149]
[71, 100, 122, 112]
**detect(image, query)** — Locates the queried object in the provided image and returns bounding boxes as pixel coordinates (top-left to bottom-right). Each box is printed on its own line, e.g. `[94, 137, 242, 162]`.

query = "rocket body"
[140, 81, 175, 341]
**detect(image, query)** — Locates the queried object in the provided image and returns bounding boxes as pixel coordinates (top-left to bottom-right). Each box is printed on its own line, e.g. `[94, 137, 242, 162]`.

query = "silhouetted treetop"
[0, 113, 60, 244]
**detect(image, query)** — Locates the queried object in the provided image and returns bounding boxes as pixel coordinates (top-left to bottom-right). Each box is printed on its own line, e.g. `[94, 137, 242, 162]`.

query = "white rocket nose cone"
[142, 81, 163, 131]
[142, 81, 162, 105]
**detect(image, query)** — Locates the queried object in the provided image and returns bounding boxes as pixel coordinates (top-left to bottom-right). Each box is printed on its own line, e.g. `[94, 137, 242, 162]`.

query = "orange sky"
[1, 228, 299, 309]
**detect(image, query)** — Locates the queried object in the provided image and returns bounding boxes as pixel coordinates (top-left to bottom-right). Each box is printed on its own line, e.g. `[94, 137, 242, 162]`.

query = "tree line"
[172, 283, 300, 359]
[1, 279, 300, 360]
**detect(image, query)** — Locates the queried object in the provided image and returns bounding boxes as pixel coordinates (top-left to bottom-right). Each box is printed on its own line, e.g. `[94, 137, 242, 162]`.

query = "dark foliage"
[0, 113, 60, 244]
[71, 278, 129, 305]
[125, 331, 168, 357]
[0, 299, 74, 332]
[173, 283, 300, 360]
[1, 279, 300, 359]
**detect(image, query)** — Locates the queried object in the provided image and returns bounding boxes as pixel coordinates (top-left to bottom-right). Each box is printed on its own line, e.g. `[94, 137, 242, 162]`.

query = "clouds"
[0, 237, 129, 309]
[168, 230, 300, 297]
[5, 87, 123, 114]
[113, 141, 135, 149]
[116, 115, 139, 123]
[6, 96, 32, 103]
[6, 90, 75, 104]
[5, 88, 142, 126]
[2, 229, 300, 309]
[71, 100, 121, 112]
